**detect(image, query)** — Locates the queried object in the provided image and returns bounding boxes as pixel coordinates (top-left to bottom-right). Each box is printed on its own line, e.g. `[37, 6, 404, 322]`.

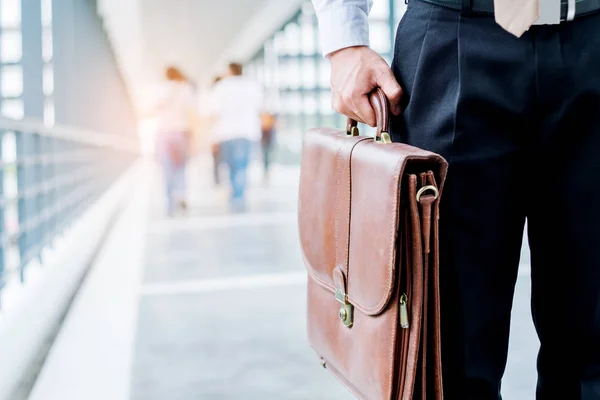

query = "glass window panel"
[42, 29, 53, 62]
[2, 131, 16, 162]
[252, 62, 260, 80]
[1, 31, 22, 62]
[288, 59, 301, 90]
[321, 114, 338, 129]
[41, 0, 52, 27]
[273, 31, 286, 56]
[304, 93, 318, 115]
[277, 59, 289, 89]
[318, 58, 331, 88]
[299, 8, 316, 25]
[319, 91, 334, 115]
[44, 99, 54, 126]
[284, 23, 300, 56]
[395, 0, 408, 26]
[278, 115, 290, 132]
[263, 40, 276, 87]
[245, 63, 256, 79]
[1, 99, 23, 119]
[263, 60, 274, 87]
[271, 59, 281, 90]
[370, 0, 390, 20]
[277, 60, 288, 89]
[1, 65, 23, 97]
[300, 23, 316, 55]
[255, 62, 264, 83]
[289, 92, 302, 115]
[301, 1, 316, 18]
[43, 64, 54, 96]
[370, 22, 391, 54]
[1, 0, 21, 28]
[361, 124, 377, 137]
[277, 93, 288, 114]
[302, 58, 317, 89]
[263, 89, 277, 112]
[288, 115, 304, 134]
[303, 115, 319, 131]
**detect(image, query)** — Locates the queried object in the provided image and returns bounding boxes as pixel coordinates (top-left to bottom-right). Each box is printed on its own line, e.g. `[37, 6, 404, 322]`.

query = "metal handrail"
[0, 118, 139, 152]
[0, 119, 139, 306]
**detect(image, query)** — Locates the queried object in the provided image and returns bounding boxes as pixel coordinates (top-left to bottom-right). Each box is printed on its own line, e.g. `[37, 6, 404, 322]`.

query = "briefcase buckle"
[335, 288, 354, 328]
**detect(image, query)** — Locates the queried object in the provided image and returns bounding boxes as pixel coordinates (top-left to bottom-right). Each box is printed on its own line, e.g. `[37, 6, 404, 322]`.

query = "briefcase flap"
[298, 127, 445, 316]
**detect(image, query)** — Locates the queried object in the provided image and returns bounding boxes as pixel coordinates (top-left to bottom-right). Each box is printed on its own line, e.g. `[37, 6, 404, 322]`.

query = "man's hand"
[329, 46, 403, 127]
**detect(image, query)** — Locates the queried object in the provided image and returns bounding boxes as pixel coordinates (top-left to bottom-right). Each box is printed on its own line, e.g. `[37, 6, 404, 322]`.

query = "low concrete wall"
[0, 159, 144, 400]
[27, 159, 152, 400]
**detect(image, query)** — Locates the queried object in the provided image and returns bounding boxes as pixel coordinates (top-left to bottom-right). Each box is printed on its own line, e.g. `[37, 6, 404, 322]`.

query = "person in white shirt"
[210, 62, 264, 208]
[312, 0, 600, 398]
[149, 66, 197, 216]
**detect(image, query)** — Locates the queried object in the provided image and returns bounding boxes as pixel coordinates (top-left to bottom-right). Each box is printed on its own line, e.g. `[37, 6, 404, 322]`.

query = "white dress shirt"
[209, 75, 264, 142]
[311, 0, 373, 56]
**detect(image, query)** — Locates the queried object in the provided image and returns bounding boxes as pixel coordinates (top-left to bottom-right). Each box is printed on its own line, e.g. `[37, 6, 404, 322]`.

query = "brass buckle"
[335, 288, 354, 328]
[374, 131, 392, 144]
[347, 126, 359, 137]
[416, 185, 439, 202]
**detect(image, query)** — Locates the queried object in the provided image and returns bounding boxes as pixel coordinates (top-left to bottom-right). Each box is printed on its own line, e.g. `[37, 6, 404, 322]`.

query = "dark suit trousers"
[390, 1, 600, 399]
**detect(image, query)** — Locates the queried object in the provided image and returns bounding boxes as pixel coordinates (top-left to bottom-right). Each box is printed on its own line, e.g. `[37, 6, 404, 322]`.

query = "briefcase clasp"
[335, 288, 354, 328]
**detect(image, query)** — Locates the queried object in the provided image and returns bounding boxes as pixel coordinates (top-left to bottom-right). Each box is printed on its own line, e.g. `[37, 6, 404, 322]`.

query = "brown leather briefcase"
[298, 89, 448, 399]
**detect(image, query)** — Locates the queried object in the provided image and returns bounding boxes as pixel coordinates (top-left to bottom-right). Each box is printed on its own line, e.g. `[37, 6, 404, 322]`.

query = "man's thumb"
[377, 70, 403, 115]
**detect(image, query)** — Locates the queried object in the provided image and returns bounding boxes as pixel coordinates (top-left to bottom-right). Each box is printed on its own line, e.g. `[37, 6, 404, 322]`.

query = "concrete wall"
[52, 0, 138, 136]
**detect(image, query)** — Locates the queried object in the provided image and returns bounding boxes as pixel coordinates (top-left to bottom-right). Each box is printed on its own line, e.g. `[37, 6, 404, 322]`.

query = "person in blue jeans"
[146, 66, 197, 216]
[209, 62, 264, 209]
[219, 138, 251, 203]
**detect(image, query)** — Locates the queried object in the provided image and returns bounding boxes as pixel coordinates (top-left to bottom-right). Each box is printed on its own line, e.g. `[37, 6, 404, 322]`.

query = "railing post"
[45, 134, 55, 247]
[16, 130, 30, 282]
[33, 132, 42, 262]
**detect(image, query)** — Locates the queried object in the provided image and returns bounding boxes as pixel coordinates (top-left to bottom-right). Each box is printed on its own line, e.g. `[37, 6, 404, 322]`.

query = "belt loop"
[461, 0, 472, 16]
[566, 0, 576, 21]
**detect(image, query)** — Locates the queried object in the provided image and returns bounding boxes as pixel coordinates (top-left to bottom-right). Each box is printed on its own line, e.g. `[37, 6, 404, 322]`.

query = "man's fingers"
[333, 93, 378, 127]
[333, 93, 366, 125]
[376, 69, 404, 115]
[329, 47, 400, 124]
[352, 95, 377, 127]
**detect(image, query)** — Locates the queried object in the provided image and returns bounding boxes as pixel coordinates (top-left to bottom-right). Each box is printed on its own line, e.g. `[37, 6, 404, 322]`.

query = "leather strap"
[400, 172, 443, 399]
[333, 136, 370, 293]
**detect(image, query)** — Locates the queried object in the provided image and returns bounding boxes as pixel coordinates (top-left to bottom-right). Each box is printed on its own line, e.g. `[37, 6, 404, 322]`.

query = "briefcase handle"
[345, 88, 391, 143]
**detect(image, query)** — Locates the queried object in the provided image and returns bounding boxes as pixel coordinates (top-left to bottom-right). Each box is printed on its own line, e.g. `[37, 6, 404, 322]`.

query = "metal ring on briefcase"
[346, 88, 392, 144]
[416, 185, 439, 202]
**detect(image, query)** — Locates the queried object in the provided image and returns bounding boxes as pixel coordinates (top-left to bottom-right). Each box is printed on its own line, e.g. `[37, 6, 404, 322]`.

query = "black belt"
[419, 0, 600, 20]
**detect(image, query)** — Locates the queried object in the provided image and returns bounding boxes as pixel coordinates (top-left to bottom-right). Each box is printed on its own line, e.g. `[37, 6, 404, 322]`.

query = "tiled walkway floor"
[130, 157, 538, 399]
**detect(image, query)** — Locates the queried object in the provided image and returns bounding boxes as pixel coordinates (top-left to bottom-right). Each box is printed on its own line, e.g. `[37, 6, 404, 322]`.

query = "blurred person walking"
[149, 66, 197, 216]
[312, 0, 600, 399]
[260, 112, 277, 182]
[210, 76, 223, 186]
[210, 63, 264, 210]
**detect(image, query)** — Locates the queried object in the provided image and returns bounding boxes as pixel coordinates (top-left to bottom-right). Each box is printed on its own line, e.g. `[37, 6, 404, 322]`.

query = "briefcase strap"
[402, 172, 443, 400]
